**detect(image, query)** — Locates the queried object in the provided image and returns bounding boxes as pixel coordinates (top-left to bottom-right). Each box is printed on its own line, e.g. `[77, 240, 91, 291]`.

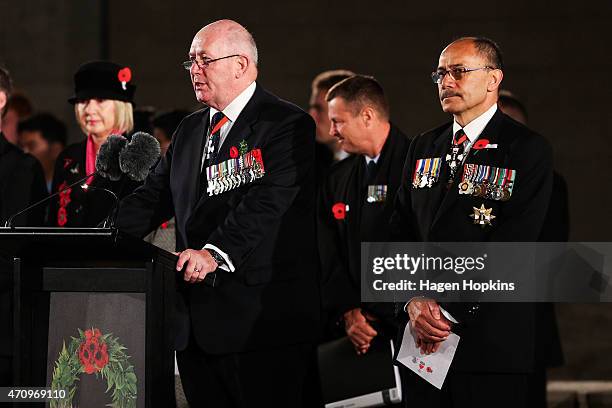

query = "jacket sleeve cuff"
[203, 244, 235, 272]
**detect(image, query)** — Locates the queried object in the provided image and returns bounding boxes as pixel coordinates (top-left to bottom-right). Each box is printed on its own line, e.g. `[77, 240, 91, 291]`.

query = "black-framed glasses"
[431, 66, 494, 84]
[181, 54, 242, 71]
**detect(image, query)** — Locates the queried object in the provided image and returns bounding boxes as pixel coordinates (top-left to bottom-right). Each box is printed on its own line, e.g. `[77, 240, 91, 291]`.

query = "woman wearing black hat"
[49, 61, 141, 227]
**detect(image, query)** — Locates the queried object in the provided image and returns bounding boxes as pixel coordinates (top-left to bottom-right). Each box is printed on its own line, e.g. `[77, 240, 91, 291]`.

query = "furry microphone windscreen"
[96, 134, 129, 181]
[119, 132, 161, 181]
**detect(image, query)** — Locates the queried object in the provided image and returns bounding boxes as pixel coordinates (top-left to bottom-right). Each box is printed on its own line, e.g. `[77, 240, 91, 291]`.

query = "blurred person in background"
[1, 91, 33, 145]
[18, 113, 67, 193]
[132, 105, 156, 135]
[152, 109, 190, 156]
[309, 69, 355, 181]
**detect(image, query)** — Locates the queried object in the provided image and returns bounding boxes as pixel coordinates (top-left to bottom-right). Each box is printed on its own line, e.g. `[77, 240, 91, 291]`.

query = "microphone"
[119, 132, 161, 181]
[96, 134, 128, 180]
[90, 132, 160, 227]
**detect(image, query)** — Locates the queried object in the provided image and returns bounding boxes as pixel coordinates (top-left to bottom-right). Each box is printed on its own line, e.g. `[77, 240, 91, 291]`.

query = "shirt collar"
[209, 81, 256, 123]
[452, 103, 497, 143]
[364, 154, 380, 164]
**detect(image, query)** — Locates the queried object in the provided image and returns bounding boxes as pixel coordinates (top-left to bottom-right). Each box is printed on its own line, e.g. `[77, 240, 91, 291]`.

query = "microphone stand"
[3, 171, 97, 228]
[80, 184, 120, 228]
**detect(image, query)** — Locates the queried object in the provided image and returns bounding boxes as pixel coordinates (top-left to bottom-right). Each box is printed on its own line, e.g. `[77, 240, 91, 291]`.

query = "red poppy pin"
[472, 138, 496, 150]
[230, 146, 239, 159]
[118, 67, 132, 90]
[332, 202, 349, 220]
[63, 158, 74, 169]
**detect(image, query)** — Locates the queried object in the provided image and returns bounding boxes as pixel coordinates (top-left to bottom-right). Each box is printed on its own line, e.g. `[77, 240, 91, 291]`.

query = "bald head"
[196, 20, 258, 66]
[445, 37, 503, 70]
[189, 19, 258, 110]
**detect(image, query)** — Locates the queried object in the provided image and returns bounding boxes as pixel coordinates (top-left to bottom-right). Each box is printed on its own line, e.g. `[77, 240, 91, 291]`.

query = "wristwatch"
[205, 248, 225, 267]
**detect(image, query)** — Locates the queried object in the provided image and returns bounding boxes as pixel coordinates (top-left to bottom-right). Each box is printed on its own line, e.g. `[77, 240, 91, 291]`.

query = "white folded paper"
[396, 323, 460, 389]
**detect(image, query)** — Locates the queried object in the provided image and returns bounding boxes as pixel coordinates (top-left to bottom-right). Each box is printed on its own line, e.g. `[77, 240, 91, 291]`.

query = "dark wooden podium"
[0, 227, 176, 407]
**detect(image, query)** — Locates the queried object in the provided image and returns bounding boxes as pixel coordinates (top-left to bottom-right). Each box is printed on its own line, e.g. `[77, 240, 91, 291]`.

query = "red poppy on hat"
[118, 67, 132, 90]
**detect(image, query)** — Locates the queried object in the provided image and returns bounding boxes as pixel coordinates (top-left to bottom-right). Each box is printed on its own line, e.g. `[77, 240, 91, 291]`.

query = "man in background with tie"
[391, 37, 553, 407]
[117, 19, 320, 407]
[318, 75, 410, 352]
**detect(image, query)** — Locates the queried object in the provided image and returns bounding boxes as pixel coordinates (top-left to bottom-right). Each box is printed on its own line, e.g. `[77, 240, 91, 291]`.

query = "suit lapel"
[431, 110, 505, 229]
[188, 111, 209, 213]
[348, 158, 364, 242]
[215, 84, 264, 163]
[423, 126, 453, 228]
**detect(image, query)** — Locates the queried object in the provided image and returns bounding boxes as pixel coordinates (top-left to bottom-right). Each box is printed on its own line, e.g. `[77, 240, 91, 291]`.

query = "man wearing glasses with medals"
[391, 37, 553, 407]
[117, 19, 319, 407]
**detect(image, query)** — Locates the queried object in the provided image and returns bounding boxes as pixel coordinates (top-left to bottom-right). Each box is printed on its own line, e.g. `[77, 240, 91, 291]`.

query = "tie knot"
[453, 129, 467, 146]
[210, 112, 226, 134]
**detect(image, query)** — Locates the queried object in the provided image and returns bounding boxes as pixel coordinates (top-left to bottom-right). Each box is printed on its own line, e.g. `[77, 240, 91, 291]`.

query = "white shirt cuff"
[203, 244, 235, 272]
[403, 299, 459, 324]
[439, 307, 459, 324]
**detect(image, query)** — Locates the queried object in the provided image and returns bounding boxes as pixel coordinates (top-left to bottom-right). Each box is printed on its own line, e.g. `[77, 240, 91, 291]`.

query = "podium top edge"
[0, 227, 115, 236]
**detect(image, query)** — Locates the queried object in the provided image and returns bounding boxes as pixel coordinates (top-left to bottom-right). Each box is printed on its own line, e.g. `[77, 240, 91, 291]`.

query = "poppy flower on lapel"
[63, 158, 74, 169]
[118, 67, 132, 90]
[472, 139, 490, 150]
[230, 146, 239, 159]
[332, 202, 348, 220]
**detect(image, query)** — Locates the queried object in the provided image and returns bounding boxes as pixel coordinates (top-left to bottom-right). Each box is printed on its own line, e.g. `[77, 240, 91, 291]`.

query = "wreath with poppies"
[50, 328, 137, 408]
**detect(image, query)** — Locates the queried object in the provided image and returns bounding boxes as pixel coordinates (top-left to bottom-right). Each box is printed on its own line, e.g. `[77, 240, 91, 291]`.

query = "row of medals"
[208, 161, 264, 196]
[413, 150, 513, 202]
[458, 179, 512, 201]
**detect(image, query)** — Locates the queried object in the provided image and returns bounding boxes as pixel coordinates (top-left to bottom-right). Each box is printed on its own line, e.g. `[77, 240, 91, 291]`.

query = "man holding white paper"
[390, 37, 553, 406]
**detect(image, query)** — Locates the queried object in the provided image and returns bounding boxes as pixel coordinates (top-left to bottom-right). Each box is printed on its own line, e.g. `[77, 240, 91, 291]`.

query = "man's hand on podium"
[176, 248, 218, 283]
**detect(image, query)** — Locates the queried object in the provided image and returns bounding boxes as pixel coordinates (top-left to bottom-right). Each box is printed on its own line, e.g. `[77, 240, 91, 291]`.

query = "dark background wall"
[1, 0, 611, 378]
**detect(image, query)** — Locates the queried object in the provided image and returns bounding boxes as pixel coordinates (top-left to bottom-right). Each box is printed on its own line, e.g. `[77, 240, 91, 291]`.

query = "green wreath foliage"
[50, 327, 137, 408]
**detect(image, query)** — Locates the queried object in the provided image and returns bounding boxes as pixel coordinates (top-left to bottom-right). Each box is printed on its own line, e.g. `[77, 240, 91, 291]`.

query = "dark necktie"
[200, 112, 227, 195]
[445, 128, 468, 185]
[365, 159, 377, 185]
[205, 111, 227, 166]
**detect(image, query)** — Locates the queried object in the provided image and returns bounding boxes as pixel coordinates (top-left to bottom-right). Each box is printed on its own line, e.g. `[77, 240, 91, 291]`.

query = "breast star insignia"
[470, 204, 496, 227]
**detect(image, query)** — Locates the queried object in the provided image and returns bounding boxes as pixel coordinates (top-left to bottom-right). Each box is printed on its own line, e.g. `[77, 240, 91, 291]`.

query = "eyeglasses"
[431, 66, 494, 84]
[181, 54, 242, 71]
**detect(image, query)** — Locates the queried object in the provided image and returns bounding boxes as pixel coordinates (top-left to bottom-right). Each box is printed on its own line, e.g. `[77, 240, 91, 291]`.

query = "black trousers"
[176, 339, 320, 408]
[401, 368, 530, 408]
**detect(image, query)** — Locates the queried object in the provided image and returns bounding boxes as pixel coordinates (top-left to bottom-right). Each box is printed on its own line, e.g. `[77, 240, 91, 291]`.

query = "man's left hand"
[176, 249, 218, 283]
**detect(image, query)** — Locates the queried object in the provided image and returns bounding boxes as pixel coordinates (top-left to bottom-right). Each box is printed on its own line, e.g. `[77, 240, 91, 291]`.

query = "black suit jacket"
[391, 110, 554, 373]
[0, 132, 47, 368]
[318, 125, 410, 335]
[117, 84, 321, 354]
[0, 132, 47, 226]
